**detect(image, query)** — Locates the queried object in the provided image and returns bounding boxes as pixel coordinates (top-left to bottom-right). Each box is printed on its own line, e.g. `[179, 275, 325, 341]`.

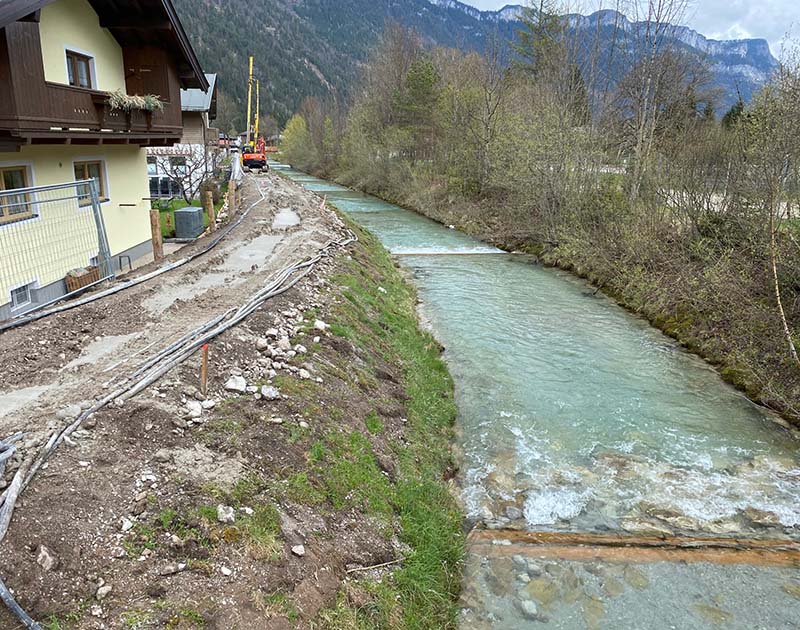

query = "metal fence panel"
[0, 179, 114, 318]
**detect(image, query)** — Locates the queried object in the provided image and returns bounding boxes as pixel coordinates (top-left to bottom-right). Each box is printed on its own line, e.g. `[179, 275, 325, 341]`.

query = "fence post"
[229, 179, 237, 216]
[89, 179, 114, 281]
[204, 191, 216, 232]
[150, 209, 164, 263]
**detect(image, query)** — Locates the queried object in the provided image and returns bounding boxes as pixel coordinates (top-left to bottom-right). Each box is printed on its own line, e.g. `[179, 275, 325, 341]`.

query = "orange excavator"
[242, 137, 267, 172]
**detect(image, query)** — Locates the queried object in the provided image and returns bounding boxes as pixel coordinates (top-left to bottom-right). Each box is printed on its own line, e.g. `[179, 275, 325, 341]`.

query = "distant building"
[147, 73, 218, 199]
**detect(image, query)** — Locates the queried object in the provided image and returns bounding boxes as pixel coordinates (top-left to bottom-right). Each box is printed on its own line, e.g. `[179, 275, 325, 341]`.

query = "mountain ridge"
[172, 0, 778, 130]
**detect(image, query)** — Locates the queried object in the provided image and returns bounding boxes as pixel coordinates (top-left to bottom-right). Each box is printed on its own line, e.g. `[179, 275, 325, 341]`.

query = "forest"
[280, 1, 800, 424]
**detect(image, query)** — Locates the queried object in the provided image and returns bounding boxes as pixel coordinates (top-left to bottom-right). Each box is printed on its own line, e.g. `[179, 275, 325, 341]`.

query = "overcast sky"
[465, 1, 797, 55]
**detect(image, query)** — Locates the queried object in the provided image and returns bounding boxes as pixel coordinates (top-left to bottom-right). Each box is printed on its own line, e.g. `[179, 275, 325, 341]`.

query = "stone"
[277, 337, 292, 351]
[96, 585, 113, 600]
[742, 507, 782, 527]
[526, 561, 543, 576]
[505, 506, 523, 520]
[295, 345, 308, 354]
[185, 401, 203, 419]
[256, 338, 270, 351]
[120, 518, 134, 532]
[153, 449, 171, 464]
[201, 399, 216, 410]
[159, 563, 187, 576]
[298, 369, 311, 380]
[313, 336, 321, 344]
[261, 386, 281, 401]
[90, 605, 103, 617]
[172, 418, 188, 430]
[291, 544, 306, 557]
[621, 519, 673, 537]
[314, 320, 329, 331]
[299, 421, 309, 429]
[517, 599, 539, 620]
[479, 506, 494, 521]
[56, 405, 82, 421]
[220, 566, 233, 576]
[265, 328, 279, 338]
[217, 504, 236, 524]
[518, 573, 531, 584]
[224, 375, 247, 393]
[36, 545, 58, 571]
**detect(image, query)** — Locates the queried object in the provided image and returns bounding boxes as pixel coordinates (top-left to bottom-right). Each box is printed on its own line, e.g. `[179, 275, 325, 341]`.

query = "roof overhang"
[0, 0, 208, 91]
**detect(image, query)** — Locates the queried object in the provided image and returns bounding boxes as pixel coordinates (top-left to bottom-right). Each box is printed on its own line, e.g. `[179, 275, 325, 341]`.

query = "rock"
[36, 545, 58, 571]
[517, 599, 539, 620]
[277, 337, 292, 352]
[518, 573, 531, 584]
[184, 401, 203, 419]
[313, 336, 321, 344]
[479, 505, 494, 521]
[512, 554, 527, 569]
[703, 519, 742, 535]
[314, 320, 329, 331]
[153, 449, 171, 464]
[505, 506, 524, 520]
[266, 328, 279, 338]
[120, 518, 134, 532]
[220, 566, 233, 576]
[742, 507, 782, 527]
[96, 585, 113, 600]
[526, 561, 543, 576]
[224, 375, 247, 393]
[201, 399, 216, 410]
[261, 385, 281, 401]
[298, 369, 311, 380]
[295, 345, 308, 354]
[159, 563, 187, 576]
[172, 418, 188, 430]
[299, 421, 309, 429]
[56, 405, 82, 421]
[90, 605, 103, 617]
[291, 544, 306, 557]
[621, 519, 673, 537]
[256, 338, 270, 351]
[217, 504, 236, 524]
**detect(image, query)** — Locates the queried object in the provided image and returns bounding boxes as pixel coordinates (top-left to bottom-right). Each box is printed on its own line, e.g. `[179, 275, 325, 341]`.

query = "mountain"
[172, 0, 779, 131]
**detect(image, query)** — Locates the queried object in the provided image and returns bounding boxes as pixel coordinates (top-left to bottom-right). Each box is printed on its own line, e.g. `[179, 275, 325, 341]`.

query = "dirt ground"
[0, 172, 421, 628]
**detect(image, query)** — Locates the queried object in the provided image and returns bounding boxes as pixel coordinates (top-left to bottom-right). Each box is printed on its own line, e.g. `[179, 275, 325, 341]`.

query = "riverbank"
[314, 171, 800, 429]
[0, 174, 462, 629]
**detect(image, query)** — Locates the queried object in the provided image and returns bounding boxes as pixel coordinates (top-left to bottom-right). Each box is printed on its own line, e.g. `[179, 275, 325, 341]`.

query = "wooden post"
[149, 209, 163, 263]
[200, 343, 209, 395]
[204, 191, 216, 232]
[229, 180, 237, 215]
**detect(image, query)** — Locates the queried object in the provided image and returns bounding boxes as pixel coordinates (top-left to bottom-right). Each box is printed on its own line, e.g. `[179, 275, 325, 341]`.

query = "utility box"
[174, 206, 204, 239]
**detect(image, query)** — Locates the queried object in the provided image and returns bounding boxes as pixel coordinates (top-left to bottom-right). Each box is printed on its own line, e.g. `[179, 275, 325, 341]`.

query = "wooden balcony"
[0, 83, 183, 148]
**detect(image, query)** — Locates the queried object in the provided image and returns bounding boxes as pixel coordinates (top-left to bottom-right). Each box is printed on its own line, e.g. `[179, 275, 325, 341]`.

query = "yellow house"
[0, 0, 207, 319]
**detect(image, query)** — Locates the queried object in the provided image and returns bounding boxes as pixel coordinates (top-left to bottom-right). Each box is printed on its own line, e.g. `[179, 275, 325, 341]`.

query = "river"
[272, 164, 800, 629]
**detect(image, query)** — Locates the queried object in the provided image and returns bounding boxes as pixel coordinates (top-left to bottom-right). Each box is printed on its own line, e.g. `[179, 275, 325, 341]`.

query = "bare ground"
[0, 172, 439, 628]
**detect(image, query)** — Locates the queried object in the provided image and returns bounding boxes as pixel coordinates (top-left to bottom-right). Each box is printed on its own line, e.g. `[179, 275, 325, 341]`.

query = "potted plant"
[107, 90, 165, 129]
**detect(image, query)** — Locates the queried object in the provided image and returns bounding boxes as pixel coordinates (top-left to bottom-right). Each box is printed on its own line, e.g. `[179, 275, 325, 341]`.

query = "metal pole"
[246, 55, 254, 147]
[255, 80, 260, 141]
[89, 179, 114, 281]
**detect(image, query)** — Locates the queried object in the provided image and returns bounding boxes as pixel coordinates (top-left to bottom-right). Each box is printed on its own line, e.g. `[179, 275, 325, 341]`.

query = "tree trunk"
[769, 198, 800, 367]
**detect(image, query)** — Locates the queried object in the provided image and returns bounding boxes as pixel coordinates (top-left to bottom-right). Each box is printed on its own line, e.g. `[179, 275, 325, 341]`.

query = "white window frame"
[63, 45, 98, 90]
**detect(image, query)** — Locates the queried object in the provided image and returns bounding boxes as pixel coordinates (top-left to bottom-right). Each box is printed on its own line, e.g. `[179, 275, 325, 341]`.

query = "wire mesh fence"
[0, 179, 113, 318]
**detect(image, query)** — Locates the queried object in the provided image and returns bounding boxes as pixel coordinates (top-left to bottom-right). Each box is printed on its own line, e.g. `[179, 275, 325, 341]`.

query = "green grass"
[317, 216, 463, 628]
[364, 411, 384, 435]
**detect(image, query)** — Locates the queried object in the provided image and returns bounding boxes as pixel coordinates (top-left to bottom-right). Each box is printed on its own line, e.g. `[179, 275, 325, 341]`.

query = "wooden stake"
[229, 180, 237, 215]
[149, 209, 163, 263]
[200, 343, 209, 395]
[204, 191, 216, 232]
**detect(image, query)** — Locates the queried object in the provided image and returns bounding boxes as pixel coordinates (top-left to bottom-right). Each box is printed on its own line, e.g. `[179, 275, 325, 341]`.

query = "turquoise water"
[274, 163, 800, 627]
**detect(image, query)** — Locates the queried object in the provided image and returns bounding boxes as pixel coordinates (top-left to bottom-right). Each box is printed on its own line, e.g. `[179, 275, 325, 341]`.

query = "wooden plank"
[204, 190, 215, 232]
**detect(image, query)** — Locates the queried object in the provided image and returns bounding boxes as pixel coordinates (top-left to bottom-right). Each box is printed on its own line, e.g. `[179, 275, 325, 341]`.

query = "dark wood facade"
[0, 0, 207, 151]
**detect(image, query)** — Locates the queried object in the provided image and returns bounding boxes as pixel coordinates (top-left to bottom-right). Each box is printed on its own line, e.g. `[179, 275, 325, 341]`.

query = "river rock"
[517, 599, 539, 620]
[255, 338, 270, 351]
[742, 507, 782, 527]
[505, 505, 524, 520]
[225, 375, 247, 393]
[277, 337, 292, 351]
[96, 585, 113, 600]
[291, 544, 306, 557]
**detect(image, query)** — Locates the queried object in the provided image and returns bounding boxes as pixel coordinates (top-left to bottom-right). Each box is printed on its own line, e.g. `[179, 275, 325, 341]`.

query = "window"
[74, 161, 106, 207]
[170, 156, 187, 176]
[66, 50, 93, 89]
[0, 166, 32, 225]
[10, 284, 32, 310]
[147, 157, 158, 176]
